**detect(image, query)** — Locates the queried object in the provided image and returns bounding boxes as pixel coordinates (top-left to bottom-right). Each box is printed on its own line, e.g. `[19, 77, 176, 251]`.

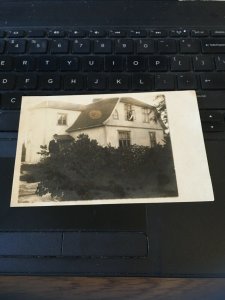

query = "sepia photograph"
[11, 91, 214, 206]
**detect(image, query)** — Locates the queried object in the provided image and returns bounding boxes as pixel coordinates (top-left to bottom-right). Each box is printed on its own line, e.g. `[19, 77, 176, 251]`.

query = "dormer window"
[124, 104, 135, 121]
[113, 109, 119, 119]
[57, 113, 67, 126]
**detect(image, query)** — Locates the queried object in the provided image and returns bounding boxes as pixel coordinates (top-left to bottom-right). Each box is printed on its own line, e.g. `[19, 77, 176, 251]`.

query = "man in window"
[125, 104, 135, 121]
[127, 110, 134, 121]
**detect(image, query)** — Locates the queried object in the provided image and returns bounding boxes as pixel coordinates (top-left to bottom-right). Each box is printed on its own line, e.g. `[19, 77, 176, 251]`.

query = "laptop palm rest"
[0, 232, 148, 257]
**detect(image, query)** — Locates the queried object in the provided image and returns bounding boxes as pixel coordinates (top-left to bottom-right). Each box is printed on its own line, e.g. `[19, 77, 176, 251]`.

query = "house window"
[113, 109, 119, 119]
[142, 108, 150, 123]
[57, 113, 67, 126]
[118, 131, 131, 147]
[149, 132, 157, 147]
[124, 104, 135, 121]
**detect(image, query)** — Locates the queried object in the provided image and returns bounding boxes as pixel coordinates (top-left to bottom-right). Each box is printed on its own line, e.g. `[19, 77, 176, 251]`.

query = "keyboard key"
[0, 74, 15, 90]
[136, 39, 154, 54]
[215, 55, 225, 71]
[109, 74, 130, 90]
[69, 30, 87, 37]
[0, 136, 17, 155]
[150, 30, 167, 37]
[170, 56, 191, 71]
[17, 74, 38, 90]
[191, 29, 209, 37]
[72, 39, 91, 54]
[83, 56, 104, 72]
[8, 30, 25, 38]
[89, 30, 106, 37]
[27, 30, 46, 37]
[132, 74, 154, 90]
[170, 29, 188, 37]
[177, 74, 197, 90]
[155, 74, 175, 90]
[126, 56, 146, 71]
[7, 39, 26, 54]
[158, 39, 177, 54]
[149, 56, 168, 71]
[193, 55, 214, 71]
[200, 111, 224, 122]
[87, 74, 106, 90]
[15, 56, 36, 71]
[0, 41, 5, 53]
[180, 39, 200, 53]
[115, 39, 134, 54]
[105, 56, 124, 71]
[51, 39, 69, 54]
[1, 93, 21, 109]
[200, 73, 225, 90]
[60, 56, 79, 71]
[0, 57, 13, 71]
[63, 74, 84, 90]
[202, 39, 225, 53]
[0, 111, 20, 131]
[202, 122, 225, 132]
[211, 30, 225, 37]
[0, 31, 5, 38]
[29, 39, 48, 54]
[93, 39, 112, 54]
[109, 30, 127, 37]
[38, 57, 58, 71]
[40, 74, 61, 90]
[48, 30, 65, 38]
[129, 30, 147, 37]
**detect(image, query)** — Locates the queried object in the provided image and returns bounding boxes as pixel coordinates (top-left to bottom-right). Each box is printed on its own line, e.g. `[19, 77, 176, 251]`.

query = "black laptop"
[0, 0, 225, 276]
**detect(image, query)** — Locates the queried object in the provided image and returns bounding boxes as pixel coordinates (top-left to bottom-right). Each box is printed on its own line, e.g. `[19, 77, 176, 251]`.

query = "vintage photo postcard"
[10, 91, 214, 207]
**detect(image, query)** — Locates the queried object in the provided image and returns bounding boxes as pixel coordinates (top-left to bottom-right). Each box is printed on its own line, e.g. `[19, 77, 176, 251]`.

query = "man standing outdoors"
[48, 134, 59, 155]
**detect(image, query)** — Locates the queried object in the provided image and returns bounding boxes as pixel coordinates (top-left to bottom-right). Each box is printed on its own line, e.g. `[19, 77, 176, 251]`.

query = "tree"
[153, 94, 169, 133]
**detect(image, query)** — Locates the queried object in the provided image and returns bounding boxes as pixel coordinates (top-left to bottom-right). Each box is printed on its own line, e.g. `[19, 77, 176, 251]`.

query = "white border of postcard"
[10, 90, 214, 206]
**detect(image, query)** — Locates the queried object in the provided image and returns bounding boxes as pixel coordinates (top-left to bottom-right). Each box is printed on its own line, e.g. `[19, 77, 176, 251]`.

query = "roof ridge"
[92, 97, 119, 103]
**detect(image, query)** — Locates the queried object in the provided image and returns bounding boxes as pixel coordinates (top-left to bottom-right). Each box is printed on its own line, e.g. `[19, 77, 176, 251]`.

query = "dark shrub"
[31, 133, 177, 200]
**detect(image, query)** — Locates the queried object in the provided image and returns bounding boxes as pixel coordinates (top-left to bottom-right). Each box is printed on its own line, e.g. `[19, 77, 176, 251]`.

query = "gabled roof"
[66, 97, 164, 132]
[32, 101, 85, 111]
[67, 98, 119, 132]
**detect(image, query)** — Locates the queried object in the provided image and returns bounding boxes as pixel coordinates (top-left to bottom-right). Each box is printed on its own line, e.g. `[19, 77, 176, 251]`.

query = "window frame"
[149, 131, 157, 147]
[57, 113, 67, 126]
[118, 130, 131, 147]
[142, 107, 150, 123]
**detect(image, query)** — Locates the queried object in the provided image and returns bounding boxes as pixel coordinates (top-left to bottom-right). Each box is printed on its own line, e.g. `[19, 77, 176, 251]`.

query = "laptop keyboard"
[0, 27, 225, 135]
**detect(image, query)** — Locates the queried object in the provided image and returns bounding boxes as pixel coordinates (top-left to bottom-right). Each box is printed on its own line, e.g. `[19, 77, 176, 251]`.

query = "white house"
[67, 97, 165, 148]
[23, 97, 165, 163]
[23, 101, 85, 163]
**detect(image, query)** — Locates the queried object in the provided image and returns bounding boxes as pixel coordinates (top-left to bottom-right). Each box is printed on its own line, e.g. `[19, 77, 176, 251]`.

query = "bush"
[33, 134, 177, 200]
